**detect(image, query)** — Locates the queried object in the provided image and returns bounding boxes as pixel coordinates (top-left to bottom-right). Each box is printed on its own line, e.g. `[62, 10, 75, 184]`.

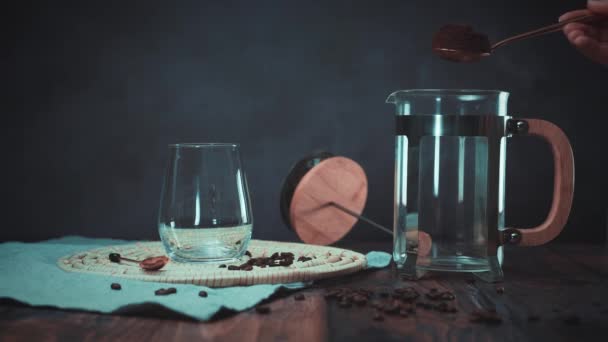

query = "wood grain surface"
[1, 243, 607, 342]
[290, 157, 368, 245]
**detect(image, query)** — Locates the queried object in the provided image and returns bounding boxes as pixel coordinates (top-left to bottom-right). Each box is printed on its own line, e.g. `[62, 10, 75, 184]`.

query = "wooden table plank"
[1, 243, 607, 342]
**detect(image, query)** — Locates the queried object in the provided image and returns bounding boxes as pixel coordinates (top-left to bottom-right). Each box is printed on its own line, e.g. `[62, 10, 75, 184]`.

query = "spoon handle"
[492, 13, 599, 51]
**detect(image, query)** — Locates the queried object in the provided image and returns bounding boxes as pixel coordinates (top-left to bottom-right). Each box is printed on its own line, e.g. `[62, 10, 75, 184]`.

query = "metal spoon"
[433, 13, 599, 62]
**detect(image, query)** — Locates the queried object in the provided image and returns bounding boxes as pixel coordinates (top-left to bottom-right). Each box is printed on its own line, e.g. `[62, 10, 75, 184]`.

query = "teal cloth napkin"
[0, 236, 391, 321]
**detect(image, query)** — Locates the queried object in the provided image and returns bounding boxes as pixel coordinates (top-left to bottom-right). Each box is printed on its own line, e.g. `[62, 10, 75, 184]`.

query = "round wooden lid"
[280, 152, 368, 245]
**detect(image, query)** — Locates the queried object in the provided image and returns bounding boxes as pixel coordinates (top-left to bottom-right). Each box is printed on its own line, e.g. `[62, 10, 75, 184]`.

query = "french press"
[388, 89, 574, 282]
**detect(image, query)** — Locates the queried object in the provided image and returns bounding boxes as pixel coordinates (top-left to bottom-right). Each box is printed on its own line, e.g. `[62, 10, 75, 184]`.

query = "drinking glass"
[158, 143, 253, 263]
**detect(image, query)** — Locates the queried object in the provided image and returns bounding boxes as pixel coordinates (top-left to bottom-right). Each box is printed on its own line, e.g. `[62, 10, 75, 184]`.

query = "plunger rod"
[329, 202, 393, 236]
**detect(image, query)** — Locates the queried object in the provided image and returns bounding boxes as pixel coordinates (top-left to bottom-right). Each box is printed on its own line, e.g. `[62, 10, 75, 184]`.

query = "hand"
[560, 1, 608, 65]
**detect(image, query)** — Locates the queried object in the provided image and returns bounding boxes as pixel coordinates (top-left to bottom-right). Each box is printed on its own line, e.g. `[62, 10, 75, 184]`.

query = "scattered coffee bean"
[219, 264, 227, 268]
[338, 300, 352, 308]
[235, 240, 241, 245]
[228, 265, 240, 270]
[562, 314, 581, 325]
[294, 293, 305, 301]
[255, 306, 270, 314]
[199, 290, 208, 298]
[111, 283, 121, 290]
[155, 287, 177, 296]
[470, 309, 502, 324]
[527, 314, 541, 322]
[383, 301, 400, 315]
[109, 253, 121, 263]
[353, 295, 368, 306]
[372, 310, 384, 321]
[297, 256, 313, 262]
[426, 290, 455, 301]
[245, 251, 252, 257]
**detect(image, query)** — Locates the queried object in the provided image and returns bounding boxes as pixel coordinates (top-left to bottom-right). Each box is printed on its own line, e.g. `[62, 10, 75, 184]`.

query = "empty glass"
[158, 143, 253, 263]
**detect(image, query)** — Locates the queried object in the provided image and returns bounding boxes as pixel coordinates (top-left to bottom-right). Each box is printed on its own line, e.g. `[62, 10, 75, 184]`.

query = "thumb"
[588, 0, 608, 15]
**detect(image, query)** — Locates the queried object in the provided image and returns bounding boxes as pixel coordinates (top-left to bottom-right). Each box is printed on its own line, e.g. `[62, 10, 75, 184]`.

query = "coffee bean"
[227, 265, 240, 270]
[338, 300, 352, 308]
[245, 251, 252, 257]
[111, 283, 121, 290]
[562, 314, 581, 325]
[219, 264, 227, 268]
[255, 306, 270, 314]
[383, 302, 400, 315]
[496, 286, 505, 294]
[270, 252, 279, 259]
[294, 293, 305, 301]
[199, 290, 208, 298]
[297, 256, 312, 262]
[109, 253, 121, 263]
[155, 288, 177, 296]
[372, 311, 384, 321]
[353, 295, 367, 306]
[470, 309, 502, 324]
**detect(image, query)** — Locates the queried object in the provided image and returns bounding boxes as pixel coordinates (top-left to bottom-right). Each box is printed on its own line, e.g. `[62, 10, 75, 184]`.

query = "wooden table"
[1, 242, 607, 341]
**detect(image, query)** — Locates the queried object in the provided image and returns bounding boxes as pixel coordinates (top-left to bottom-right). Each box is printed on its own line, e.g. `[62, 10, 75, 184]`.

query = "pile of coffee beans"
[221, 251, 311, 271]
[324, 286, 459, 321]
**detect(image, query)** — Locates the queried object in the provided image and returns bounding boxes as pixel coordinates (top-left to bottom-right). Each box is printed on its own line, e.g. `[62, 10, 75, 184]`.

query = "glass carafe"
[388, 90, 574, 282]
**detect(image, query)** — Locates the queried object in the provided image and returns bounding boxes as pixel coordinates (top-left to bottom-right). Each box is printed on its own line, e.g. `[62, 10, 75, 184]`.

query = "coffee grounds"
[432, 24, 491, 54]
[111, 283, 121, 290]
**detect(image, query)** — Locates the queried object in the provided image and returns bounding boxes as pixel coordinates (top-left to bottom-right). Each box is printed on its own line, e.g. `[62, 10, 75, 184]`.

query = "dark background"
[6, 0, 607, 243]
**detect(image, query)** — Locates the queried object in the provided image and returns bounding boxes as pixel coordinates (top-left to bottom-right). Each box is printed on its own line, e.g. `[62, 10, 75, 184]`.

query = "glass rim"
[389, 89, 509, 96]
[169, 143, 239, 148]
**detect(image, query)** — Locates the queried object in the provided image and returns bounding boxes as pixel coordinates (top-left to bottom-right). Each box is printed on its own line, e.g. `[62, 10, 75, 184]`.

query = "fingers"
[564, 23, 599, 39]
[588, 0, 608, 16]
[569, 34, 608, 65]
[559, 9, 591, 22]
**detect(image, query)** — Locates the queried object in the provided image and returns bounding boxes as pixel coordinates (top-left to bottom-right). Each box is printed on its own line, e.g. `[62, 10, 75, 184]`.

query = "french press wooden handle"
[502, 119, 575, 246]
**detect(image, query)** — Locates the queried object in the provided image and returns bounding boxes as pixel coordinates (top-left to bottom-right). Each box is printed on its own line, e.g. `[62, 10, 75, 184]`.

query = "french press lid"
[279, 151, 368, 245]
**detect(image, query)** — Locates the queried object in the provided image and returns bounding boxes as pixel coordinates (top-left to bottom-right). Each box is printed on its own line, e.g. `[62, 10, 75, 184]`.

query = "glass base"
[396, 255, 504, 283]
